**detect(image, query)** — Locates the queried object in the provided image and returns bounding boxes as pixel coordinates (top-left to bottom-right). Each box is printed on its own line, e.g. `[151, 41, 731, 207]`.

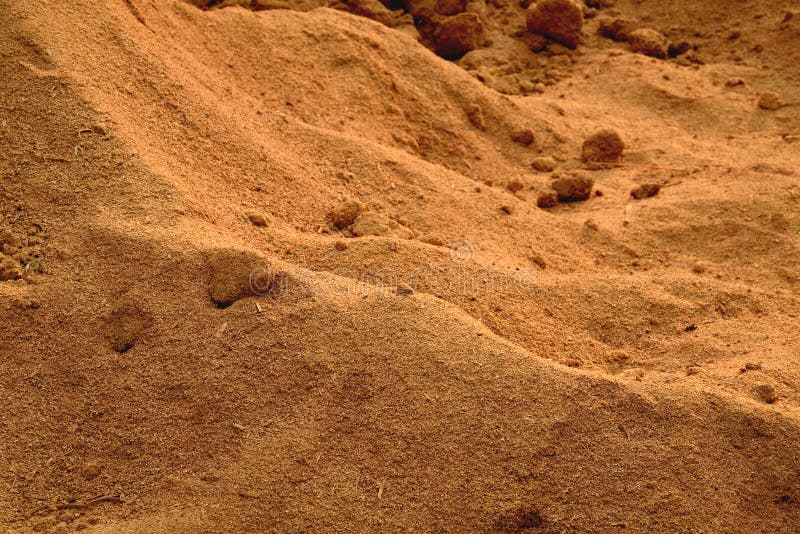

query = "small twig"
[56, 495, 124, 510]
[30, 495, 123, 516]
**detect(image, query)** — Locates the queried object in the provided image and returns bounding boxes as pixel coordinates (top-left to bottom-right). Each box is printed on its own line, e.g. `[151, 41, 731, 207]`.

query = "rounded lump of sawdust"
[512, 128, 535, 146]
[107, 297, 152, 353]
[466, 103, 486, 130]
[758, 91, 782, 110]
[598, 16, 637, 41]
[506, 178, 525, 193]
[531, 156, 557, 172]
[551, 172, 594, 201]
[433, 12, 486, 59]
[329, 199, 367, 229]
[348, 0, 398, 26]
[582, 129, 624, 163]
[0, 253, 23, 281]
[526, 0, 584, 49]
[627, 28, 668, 59]
[244, 210, 270, 227]
[536, 191, 558, 208]
[753, 383, 777, 404]
[350, 212, 392, 237]
[208, 248, 274, 308]
[630, 183, 661, 199]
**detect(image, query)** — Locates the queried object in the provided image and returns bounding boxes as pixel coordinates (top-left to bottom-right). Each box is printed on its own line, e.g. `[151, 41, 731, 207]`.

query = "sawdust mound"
[2, 0, 800, 532]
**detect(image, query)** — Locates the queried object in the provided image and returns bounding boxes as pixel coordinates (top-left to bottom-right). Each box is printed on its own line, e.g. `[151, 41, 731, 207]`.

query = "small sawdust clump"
[536, 191, 558, 208]
[754, 383, 777, 404]
[506, 178, 525, 193]
[598, 16, 637, 41]
[329, 199, 367, 229]
[107, 298, 152, 353]
[628, 28, 668, 59]
[0, 254, 23, 281]
[351, 212, 392, 237]
[526, 0, 584, 49]
[433, 13, 485, 59]
[511, 128, 535, 146]
[532, 156, 557, 172]
[245, 210, 270, 227]
[466, 103, 486, 130]
[551, 172, 594, 201]
[208, 248, 274, 308]
[582, 129, 624, 163]
[631, 183, 661, 199]
[348, 0, 398, 27]
[758, 91, 782, 110]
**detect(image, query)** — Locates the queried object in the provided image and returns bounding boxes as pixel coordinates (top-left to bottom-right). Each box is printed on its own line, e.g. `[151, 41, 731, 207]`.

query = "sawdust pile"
[1, 0, 800, 531]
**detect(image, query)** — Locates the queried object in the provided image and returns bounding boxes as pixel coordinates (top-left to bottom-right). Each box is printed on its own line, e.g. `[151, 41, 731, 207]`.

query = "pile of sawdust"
[1, 0, 799, 531]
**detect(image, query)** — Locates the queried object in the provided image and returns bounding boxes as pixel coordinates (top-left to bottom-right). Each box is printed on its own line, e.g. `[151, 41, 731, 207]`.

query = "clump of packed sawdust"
[207, 248, 274, 307]
[433, 13, 485, 59]
[106, 297, 152, 353]
[551, 172, 594, 201]
[0, 254, 22, 281]
[531, 156, 556, 172]
[631, 183, 661, 199]
[244, 210, 270, 227]
[526, 0, 584, 49]
[582, 129, 625, 163]
[511, 128, 535, 146]
[536, 190, 558, 208]
[329, 199, 367, 230]
[758, 91, 782, 110]
[598, 16, 638, 41]
[627, 28, 668, 59]
[506, 178, 525, 193]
